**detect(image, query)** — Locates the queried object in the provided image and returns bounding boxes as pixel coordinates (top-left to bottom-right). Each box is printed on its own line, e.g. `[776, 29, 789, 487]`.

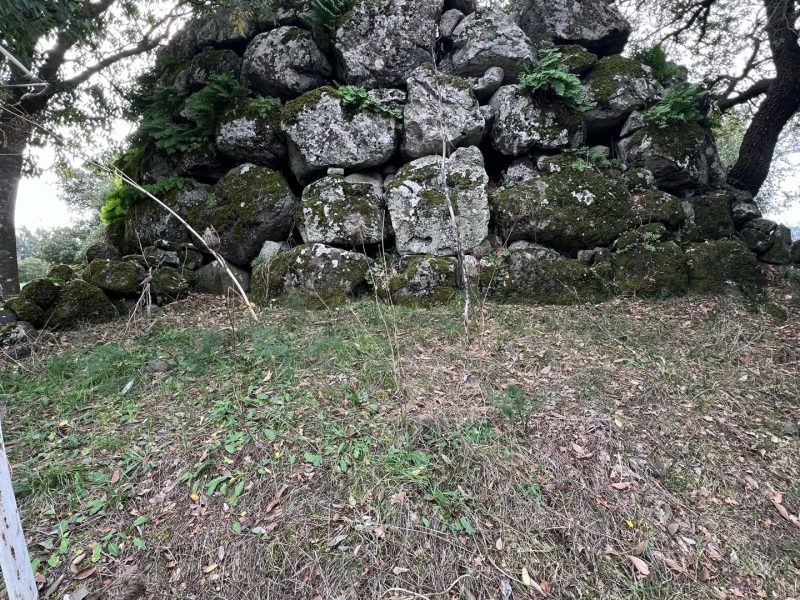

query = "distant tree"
[15, 227, 36, 260]
[620, 0, 800, 197]
[17, 257, 49, 284]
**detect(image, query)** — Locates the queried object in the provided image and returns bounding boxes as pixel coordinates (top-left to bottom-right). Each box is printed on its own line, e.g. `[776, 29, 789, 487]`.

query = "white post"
[0, 421, 37, 599]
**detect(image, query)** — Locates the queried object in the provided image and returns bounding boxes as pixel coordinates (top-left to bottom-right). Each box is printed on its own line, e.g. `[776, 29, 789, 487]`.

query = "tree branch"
[717, 78, 774, 110]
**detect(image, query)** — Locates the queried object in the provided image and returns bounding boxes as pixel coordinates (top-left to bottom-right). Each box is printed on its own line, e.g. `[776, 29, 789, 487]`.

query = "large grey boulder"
[488, 85, 586, 155]
[216, 98, 287, 167]
[386, 146, 489, 256]
[385, 255, 459, 305]
[124, 182, 211, 251]
[241, 28, 332, 98]
[492, 161, 634, 253]
[299, 174, 387, 246]
[466, 67, 505, 101]
[280, 87, 398, 182]
[188, 164, 296, 266]
[583, 55, 661, 134]
[251, 243, 371, 307]
[402, 64, 485, 158]
[513, 0, 631, 56]
[194, 260, 251, 295]
[740, 219, 793, 264]
[617, 123, 713, 193]
[448, 10, 534, 82]
[83, 259, 144, 296]
[333, 0, 442, 88]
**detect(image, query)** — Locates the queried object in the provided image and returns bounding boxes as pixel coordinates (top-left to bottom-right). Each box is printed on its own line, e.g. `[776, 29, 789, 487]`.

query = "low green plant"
[99, 176, 195, 224]
[562, 146, 622, 170]
[519, 44, 594, 111]
[497, 384, 542, 432]
[249, 96, 282, 119]
[643, 83, 715, 129]
[632, 44, 683, 85]
[338, 85, 403, 120]
[300, 0, 353, 45]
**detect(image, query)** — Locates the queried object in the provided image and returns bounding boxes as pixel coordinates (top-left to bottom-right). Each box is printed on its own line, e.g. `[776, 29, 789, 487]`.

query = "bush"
[644, 83, 715, 129]
[519, 44, 594, 111]
[17, 257, 49, 284]
[632, 44, 683, 85]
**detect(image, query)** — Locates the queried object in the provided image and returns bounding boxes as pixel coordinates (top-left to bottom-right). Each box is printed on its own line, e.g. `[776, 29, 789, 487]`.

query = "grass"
[1, 285, 799, 599]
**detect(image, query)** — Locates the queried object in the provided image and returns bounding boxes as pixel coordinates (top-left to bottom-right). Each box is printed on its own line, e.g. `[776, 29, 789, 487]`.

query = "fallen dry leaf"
[611, 482, 631, 490]
[627, 555, 650, 576]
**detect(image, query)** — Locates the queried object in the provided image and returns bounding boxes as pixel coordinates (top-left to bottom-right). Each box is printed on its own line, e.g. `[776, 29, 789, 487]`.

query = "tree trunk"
[0, 113, 31, 300]
[727, 0, 800, 195]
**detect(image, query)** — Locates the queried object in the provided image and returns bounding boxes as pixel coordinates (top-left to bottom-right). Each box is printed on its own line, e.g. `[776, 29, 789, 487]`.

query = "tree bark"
[727, 0, 800, 195]
[0, 113, 29, 300]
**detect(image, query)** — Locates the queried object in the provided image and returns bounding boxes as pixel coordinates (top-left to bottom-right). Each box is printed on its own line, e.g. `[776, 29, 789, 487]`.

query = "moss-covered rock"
[682, 192, 734, 241]
[216, 98, 287, 167]
[386, 255, 459, 305]
[5, 297, 46, 328]
[299, 174, 386, 246]
[630, 190, 685, 229]
[613, 222, 667, 250]
[47, 264, 77, 282]
[791, 240, 800, 264]
[19, 278, 59, 308]
[559, 44, 598, 74]
[614, 240, 688, 296]
[83, 259, 144, 296]
[49, 280, 116, 329]
[189, 164, 296, 266]
[583, 55, 661, 132]
[484, 249, 611, 304]
[251, 243, 371, 308]
[618, 123, 711, 193]
[188, 48, 240, 88]
[85, 241, 121, 263]
[492, 164, 634, 253]
[686, 240, 764, 294]
[150, 267, 196, 303]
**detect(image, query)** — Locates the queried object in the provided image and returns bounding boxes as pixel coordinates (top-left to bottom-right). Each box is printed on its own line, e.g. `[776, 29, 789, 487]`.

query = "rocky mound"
[4, 0, 799, 347]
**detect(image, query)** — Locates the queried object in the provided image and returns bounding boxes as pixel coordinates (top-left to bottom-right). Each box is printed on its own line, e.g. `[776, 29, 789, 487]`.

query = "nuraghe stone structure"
[4, 0, 800, 347]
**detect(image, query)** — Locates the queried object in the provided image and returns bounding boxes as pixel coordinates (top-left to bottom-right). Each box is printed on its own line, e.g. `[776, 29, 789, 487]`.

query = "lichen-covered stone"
[465, 66, 505, 101]
[150, 267, 195, 303]
[584, 55, 661, 134]
[216, 98, 287, 167]
[333, 0, 442, 88]
[729, 191, 762, 227]
[403, 64, 485, 158]
[387, 146, 489, 255]
[488, 85, 585, 155]
[618, 123, 712, 193]
[440, 8, 465, 38]
[5, 297, 46, 328]
[630, 190, 685, 229]
[49, 280, 116, 329]
[514, 0, 631, 56]
[47, 264, 77, 282]
[0, 320, 37, 358]
[188, 48, 240, 89]
[124, 182, 211, 251]
[449, 10, 534, 81]
[19, 278, 59, 308]
[484, 249, 610, 304]
[251, 243, 371, 307]
[194, 260, 251, 295]
[686, 240, 763, 294]
[614, 241, 688, 296]
[280, 87, 398, 182]
[299, 174, 386, 246]
[386, 255, 459, 305]
[682, 193, 734, 241]
[492, 164, 634, 253]
[191, 164, 296, 266]
[241, 28, 332, 98]
[559, 45, 598, 74]
[85, 241, 121, 263]
[258, 240, 290, 266]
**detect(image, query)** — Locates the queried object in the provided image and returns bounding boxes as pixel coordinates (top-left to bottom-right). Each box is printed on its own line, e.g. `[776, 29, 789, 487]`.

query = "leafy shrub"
[519, 44, 594, 111]
[300, 0, 353, 45]
[338, 85, 403, 120]
[644, 83, 715, 129]
[100, 177, 195, 225]
[632, 44, 683, 85]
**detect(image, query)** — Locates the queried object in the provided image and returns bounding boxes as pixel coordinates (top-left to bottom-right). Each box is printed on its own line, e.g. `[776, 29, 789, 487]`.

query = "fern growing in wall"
[300, 0, 354, 45]
[644, 83, 716, 129]
[632, 44, 684, 85]
[519, 44, 594, 111]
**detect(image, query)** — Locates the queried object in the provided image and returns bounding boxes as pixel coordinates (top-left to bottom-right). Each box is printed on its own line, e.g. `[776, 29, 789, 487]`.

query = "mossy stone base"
[83, 259, 144, 296]
[151, 267, 196, 303]
[686, 240, 764, 294]
[47, 264, 78, 282]
[5, 297, 46, 328]
[614, 241, 688, 296]
[20, 278, 59, 308]
[683, 193, 734, 242]
[386, 255, 458, 306]
[49, 280, 117, 329]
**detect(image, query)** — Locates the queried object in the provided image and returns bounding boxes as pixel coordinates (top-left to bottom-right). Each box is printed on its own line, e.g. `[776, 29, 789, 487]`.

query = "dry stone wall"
[4, 0, 800, 346]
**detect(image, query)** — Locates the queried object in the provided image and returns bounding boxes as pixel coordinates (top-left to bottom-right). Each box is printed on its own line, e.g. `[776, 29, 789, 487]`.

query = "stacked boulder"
[8, 0, 792, 335]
